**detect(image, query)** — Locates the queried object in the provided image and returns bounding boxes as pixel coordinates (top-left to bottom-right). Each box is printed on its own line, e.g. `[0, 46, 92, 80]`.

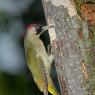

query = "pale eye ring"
[36, 25, 40, 29]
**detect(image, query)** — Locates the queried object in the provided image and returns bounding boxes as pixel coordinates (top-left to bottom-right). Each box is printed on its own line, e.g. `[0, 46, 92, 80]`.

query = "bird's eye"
[36, 25, 40, 29]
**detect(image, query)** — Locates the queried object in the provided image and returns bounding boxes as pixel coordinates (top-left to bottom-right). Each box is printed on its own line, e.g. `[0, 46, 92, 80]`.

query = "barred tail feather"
[40, 60, 48, 95]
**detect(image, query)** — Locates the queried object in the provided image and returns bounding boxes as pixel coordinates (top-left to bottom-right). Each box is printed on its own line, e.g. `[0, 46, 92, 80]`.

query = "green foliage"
[0, 72, 42, 95]
[0, 11, 10, 29]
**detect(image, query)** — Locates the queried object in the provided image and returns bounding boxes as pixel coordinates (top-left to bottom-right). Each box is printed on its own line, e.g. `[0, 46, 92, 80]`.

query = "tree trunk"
[42, 0, 95, 95]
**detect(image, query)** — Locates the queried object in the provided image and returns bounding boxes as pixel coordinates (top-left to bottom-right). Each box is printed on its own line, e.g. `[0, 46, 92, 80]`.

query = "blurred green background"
[0, 0, 46, 95]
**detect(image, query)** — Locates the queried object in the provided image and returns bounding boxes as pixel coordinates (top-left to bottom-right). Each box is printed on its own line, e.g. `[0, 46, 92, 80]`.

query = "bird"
[24, 24, 60, 95]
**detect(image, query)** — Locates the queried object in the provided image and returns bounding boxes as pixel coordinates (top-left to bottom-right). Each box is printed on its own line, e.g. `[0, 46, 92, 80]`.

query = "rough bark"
[42, 0, 95, 95]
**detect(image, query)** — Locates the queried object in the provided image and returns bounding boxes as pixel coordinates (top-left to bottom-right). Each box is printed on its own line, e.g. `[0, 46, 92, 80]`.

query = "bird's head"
[27, 24, 43, 35]
[26, 24, 54, 39]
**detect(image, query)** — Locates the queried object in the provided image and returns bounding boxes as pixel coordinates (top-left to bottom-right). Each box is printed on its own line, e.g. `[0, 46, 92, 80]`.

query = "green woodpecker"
[24, 24, 59, 95]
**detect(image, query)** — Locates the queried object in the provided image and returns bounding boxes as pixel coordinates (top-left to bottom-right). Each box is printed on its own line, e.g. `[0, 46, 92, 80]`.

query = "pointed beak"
[42, 25, 54, 31]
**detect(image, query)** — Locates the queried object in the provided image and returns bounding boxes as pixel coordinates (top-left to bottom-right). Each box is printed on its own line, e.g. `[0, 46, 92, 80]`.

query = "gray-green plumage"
[24, 26, 59, 95]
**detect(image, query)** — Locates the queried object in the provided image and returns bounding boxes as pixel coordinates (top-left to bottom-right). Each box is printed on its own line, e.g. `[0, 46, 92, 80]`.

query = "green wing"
[24, 39, 48, 93]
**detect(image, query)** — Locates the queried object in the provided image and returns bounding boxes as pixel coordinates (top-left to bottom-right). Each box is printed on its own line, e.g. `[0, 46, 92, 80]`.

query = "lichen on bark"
[42, 0, 95, 95]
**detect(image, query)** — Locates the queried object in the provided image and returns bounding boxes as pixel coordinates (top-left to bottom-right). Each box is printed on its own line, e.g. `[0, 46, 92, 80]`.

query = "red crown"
[27, 24, 34, 30]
